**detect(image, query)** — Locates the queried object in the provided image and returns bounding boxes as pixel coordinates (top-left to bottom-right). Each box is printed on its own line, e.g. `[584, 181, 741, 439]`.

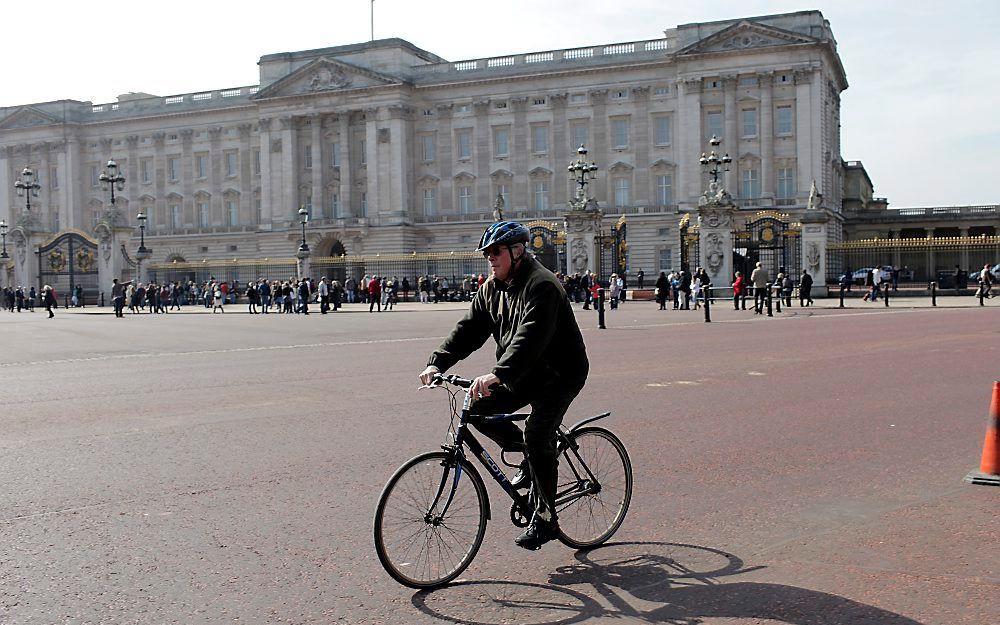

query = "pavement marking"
[0, 335, 444, 369]
[748, 371, 766, 376]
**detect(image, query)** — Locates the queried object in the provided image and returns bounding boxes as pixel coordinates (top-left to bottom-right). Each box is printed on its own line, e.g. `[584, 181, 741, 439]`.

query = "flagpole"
[370, 0, 374, 41]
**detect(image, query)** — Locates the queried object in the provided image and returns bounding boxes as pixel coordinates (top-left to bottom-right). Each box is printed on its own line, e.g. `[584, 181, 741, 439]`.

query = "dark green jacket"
[428, 255, 589, 393]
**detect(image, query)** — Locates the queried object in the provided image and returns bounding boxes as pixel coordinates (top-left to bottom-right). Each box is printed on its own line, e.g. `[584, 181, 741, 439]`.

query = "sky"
[1, 0, 996, 208]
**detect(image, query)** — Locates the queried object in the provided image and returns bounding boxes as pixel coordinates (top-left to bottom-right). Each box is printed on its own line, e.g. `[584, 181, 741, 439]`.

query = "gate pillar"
[564, 205, 602, 277]
[697, 184, 737, 285]
[800, 210, 830, 284]
[9, 225, 41, 292]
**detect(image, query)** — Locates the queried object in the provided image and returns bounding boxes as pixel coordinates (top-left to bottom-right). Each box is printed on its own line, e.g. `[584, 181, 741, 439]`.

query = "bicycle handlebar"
[432, 373, 473, 389]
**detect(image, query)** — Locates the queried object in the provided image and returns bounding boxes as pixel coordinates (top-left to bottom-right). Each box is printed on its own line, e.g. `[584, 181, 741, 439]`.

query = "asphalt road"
[0, 300, 996, 624]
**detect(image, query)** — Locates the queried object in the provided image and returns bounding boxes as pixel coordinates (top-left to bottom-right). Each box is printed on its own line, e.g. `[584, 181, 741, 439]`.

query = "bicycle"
[373, 373, 633, 589]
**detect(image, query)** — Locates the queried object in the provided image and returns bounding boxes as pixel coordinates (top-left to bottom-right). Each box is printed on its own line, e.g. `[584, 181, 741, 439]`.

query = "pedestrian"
[111, 278, 129, 318]
[799, 269, 814, 306]
[781, 272, 793, 307]
[298, 278, 311, 314]
[318, 276, 330, 314]
[636, 269, 645, 290]
[655, 271, 669, 310]
[369, 275, 382, 312]
[42, 285, 56, 318]
[977, 263, 993, 299]
[678, 270, 691, 310]
[608, 273, 621, 309]
[212, 284, 225, 313]
[750, 262, 769, 314]
[732, 271, 744, 310]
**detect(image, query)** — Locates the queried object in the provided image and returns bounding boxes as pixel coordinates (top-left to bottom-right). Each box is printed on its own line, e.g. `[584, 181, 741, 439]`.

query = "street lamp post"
[298, 206, 310, 252]
[14, 167, 41, 211]
[99, 159, 126, 207]
[0, 220, 8, 259]
[567, 144, 599, 209]
[698, 135, 731, 191]
[136, 212, 148, 254]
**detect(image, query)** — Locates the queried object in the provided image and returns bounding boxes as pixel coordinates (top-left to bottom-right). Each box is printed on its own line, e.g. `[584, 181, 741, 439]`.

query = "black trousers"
[469, 383, 583, 521]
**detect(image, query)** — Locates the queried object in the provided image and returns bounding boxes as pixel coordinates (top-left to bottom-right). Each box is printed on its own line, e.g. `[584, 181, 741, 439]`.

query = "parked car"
[851, 266, 894, 285]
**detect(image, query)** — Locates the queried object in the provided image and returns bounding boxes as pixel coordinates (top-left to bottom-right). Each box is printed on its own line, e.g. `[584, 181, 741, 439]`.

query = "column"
[677, 79, 703, 208]
[631, 87, 651, 206]
[65, 135, 82, 229]
[589, 90, 608, 206]
[364, 107, 379, 218]
[206, 127, 222, 226]
[435, 103, 454, 219]
[758, 72, 774, 199]
[338, 112, 352, 219]
[0, 146, 11, 226]
[550, 93, 569, 208]
[387, 104, 413, 217]
[39, 143, 53, 231]
[511, 97, 529, 212]
[722, 76, 738, 194]
[237, 123, 254, 226]
[279, 116, 297, 223]
[473, 99, 491, 212]
[311, 115, 323, 218]
[125, 136, 140, 229]
[697, 203, 737, 284]
[795, 69, 818, 202]
[258, 118, 274, 230]
[151, 132, 166, 229]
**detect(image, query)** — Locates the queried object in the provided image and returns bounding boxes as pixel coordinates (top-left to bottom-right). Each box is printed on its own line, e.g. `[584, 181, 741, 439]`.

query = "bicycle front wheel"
[373, 451, 488, 588]
[556, 427, 632, 549]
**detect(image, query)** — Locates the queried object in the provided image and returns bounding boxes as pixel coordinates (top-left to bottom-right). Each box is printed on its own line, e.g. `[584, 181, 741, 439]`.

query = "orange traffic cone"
[965, 381, 1000, 486]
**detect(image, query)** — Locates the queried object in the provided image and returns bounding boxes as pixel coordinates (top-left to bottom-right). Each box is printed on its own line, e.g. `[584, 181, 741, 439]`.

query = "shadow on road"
[412, 541, 925, 625]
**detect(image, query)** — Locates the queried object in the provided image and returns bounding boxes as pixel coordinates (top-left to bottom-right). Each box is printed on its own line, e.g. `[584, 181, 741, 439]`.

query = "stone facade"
[2, 10, 921, 290]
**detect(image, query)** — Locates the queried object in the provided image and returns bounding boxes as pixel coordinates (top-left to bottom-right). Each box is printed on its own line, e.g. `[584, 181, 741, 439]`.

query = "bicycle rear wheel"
[373, 451, 488, 588]
[556, 427, 632, 549]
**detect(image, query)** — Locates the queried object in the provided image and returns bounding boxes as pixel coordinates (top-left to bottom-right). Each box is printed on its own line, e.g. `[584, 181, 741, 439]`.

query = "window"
[493, 127, 509, 157]
[777, 167, 796, 199]
[532, 98, 546, 106]
[302, 196, 312, 218]
[656, 174, 673, 206]
[611, 118, 629, 148]
[50, 167, 59, 189]
[359, 140, 367, 165]
[226, 200, 238, 226]
[741, 109, 758, 138]
[91, 209, 101, 229]
[253, 149, 260, 175]
[654, 86, 670, 96]
[195, 154, 208, 179]
[331, 194, 341, 218]
[611, 90, 628, 100]
[658, 248, 673, 272]
[495, 183, 509, 210]
[531, 125, 548, 154]
[741, 168, 760, 199]
[458, 186, 473, 213]
[360, 192, 367, 215]
[90, 165, 100, 187]
[657, 227, 670, 237]
[739, 77, 758, 88]
[614, 177, 630, 208]
[304, 144, 313, 169]
[141, 159, 152, 183]
[571, 93, 587, 104]
[494, 101, 507, 110]
[571, 122, 588, 151]
[168, 158, 179, 181]
[423, 188, 436, 215]
[197, 201, 209, 227]
[706, 111, 723, 140]
[455, 103, 470, 113]
[654, 117, 671, 146]
[456, 131, 472, 160]
[331, 142, 340, 167]
[225, 152, 238, 177]
[170, 204, 181, 229]
[533, 181, 549, 211]
[420, 134, 435, 162]
[776, 106, 794, 135]
[228, 245, 238, 252]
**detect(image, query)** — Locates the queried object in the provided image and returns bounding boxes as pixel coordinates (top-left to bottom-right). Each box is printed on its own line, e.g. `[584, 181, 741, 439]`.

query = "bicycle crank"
[510, 503, 530, 528]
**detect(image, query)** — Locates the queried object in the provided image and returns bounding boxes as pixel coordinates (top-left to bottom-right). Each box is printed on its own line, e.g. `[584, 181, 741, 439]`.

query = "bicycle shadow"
[411, 541, 926, 625]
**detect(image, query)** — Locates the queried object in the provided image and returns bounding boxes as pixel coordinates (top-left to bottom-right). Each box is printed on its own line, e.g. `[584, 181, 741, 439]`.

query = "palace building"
[1, 10, 996, 295]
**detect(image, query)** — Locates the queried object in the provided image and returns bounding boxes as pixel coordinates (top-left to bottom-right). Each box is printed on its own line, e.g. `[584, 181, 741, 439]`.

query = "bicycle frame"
[426, 377, 610, 523]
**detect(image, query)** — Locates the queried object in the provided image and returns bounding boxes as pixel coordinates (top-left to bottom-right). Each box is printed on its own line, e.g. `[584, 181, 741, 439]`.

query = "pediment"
[252, 57, 403, 100]
[489, 168, 514, 179]
[677, 21, 816, 56]
[0, 106, 61, 130]
[608, 161, 634, 173]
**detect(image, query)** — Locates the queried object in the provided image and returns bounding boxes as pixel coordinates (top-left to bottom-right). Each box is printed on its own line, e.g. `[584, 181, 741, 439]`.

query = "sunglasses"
[482, 245, 507, 259]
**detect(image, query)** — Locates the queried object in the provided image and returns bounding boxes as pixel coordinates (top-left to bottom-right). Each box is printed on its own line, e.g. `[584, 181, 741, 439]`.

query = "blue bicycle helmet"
[477, 221, 530, 251]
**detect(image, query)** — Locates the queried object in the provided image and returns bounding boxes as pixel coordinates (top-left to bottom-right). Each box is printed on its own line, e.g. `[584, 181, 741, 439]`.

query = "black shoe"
[510, 463, 532, 490]
[514, 517, 559, 550]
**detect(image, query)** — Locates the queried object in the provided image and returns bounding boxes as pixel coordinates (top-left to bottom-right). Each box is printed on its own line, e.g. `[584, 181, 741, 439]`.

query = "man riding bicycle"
[419, 221, 589, 550]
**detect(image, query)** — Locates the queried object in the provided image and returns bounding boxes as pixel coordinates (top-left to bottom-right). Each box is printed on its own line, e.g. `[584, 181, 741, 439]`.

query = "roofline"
[258, 38, 447, 66]
[676, 9, 825, 30]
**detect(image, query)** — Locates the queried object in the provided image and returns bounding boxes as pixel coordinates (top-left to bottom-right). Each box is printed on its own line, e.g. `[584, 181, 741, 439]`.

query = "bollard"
[100, 291, 105, 307]
[884, 284, 890, 307]
[704, 286, 711, 323]
[740, 288, 747, 310]
[766, 286, 773, 317]
[773, 286, 781, 313]
[64, 293, 69, 309]
[931, 281, 937, 307]
[839, 284, 845, 308]
[597, 287, 606, 330]
[979, 285, 986, 307]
